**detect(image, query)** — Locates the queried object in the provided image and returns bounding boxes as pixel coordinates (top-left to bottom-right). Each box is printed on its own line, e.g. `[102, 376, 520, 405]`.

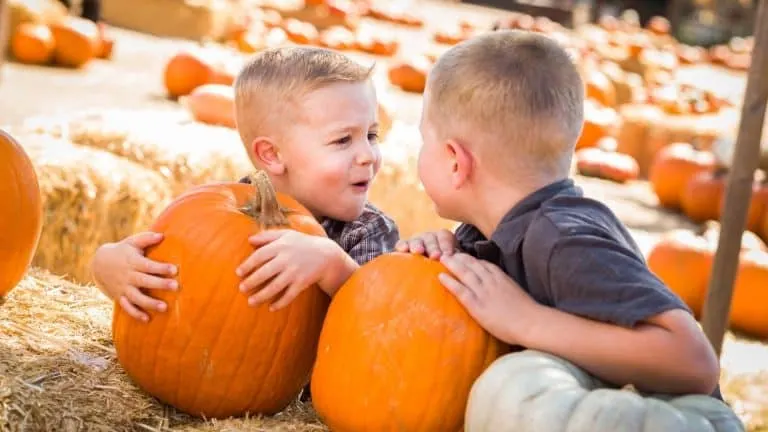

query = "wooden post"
[701, 0, 768, 356]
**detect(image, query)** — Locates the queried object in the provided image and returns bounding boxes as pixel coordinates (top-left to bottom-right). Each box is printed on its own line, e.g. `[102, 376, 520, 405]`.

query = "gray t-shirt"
[455, 178, 723, 400]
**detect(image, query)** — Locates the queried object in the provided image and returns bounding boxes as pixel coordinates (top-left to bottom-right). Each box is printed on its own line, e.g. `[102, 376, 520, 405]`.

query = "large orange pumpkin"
[50, 17, 100, 68]
[112, 172, 330, 418]
[311, 253, 508, 432]
[10, 22, 55, 65]
[648, 142, 716, 210]
[730, 249, 768, 338]
[0, 131, 44, 300]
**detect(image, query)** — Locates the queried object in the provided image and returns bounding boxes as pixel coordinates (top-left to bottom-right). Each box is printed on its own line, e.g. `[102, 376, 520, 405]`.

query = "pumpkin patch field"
[1, 0, 768, 430]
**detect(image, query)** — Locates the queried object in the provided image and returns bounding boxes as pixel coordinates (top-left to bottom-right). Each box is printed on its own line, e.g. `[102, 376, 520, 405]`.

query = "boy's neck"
[466, 174, 566, 240]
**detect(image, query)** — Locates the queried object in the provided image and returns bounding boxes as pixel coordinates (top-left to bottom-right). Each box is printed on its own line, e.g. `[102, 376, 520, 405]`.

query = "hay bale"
[0, 268, 325, 431]
[23, 109, 253, 197]
[11, 132, 172, 282]
[371, 122, 458, 239]
[7, 0, 67, 33]
[101, 0, 235, 41]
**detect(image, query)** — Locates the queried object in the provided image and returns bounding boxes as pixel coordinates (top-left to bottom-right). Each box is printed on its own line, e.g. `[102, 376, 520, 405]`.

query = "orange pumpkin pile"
[311, 252, 508, 431]
[648, 222, 768, 339]
[575, 138, 639, 184]
[10, 17, 114, 68]
[0, 130, 44, 301]
[112, 173, 330, 419]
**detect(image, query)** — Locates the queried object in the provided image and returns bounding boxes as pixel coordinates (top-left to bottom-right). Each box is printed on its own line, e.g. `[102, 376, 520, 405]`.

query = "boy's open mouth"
[351, 180, 370, 189]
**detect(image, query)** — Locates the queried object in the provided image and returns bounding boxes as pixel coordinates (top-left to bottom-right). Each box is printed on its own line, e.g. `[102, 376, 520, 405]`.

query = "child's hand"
[90, 232, 178, 323]
[236, 230, 354, 310]
[438, 253, 540, 345]
[395, 229, 457, 259]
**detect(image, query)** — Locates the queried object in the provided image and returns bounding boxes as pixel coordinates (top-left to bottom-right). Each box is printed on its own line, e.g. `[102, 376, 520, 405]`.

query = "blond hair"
[426, 30, 584, 176]
[234, 46, 373, 147]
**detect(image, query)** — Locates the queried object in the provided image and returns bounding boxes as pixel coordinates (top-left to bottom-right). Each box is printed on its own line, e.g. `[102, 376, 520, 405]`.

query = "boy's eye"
[334, 135, 352, 145]
[368, 132, 380, 142]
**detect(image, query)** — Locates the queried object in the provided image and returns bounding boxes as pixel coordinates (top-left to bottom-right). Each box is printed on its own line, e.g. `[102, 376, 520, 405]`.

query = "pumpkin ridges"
[113, 179, 328, 418]
[311, 253, 506, 431]
[0, 131, 44, 299]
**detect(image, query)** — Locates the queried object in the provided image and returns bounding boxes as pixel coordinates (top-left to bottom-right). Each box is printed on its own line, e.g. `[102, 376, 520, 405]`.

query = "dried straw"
[0, 269, 326, 432]
[0, 269, 766, 430]
[23, 109, 253, 197]
[12, 132, 172, 283]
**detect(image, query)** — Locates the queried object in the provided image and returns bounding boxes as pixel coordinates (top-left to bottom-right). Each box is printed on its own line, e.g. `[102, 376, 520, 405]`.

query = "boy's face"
[417, 95, 462, 221]
[279, 81, 380, 222]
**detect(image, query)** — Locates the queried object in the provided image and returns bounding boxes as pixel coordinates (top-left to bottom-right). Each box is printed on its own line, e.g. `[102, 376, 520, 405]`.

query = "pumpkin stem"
[240, 171, 291, 228]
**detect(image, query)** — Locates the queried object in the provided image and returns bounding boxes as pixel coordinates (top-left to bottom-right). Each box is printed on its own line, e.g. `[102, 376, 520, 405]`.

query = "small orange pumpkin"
[575, 99, 619, 150]
[50, 17, 100, 68]
[730, 249, 768, 338]
[583, 68, 617, 107]
[648, 142, 717, 210]
[575, 143, 639, 184]
[647, 222, 766, 318]
[281, 18, 319, 45]
[318, 25, 356, 50]
[311, 253, 508, 432]
[181, 84, 236, 129]
[10, 22, 55, 65]
[387, 55, 431, 93]
[680, 169, 726, 224]
[355, 26, 399, 56]
[0, 130, 44, 300]
[163, 49, 237, 98]
[718, 179, 768, 235]
[112, 172, 330, 418]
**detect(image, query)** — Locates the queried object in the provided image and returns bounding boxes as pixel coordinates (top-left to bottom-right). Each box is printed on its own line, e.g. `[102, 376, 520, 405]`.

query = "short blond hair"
[426, 30, 584, 176]
[234, 46, 373, 147]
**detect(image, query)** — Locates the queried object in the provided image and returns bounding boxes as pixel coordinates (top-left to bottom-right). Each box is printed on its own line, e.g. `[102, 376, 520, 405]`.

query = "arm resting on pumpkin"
[317, 243, 359, 297]
[517, 306, 720, 395]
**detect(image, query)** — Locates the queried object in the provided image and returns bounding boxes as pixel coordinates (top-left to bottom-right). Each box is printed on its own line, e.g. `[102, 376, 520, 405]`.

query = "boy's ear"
[250, 137, 285, 175]
[446, 139, 473, 189]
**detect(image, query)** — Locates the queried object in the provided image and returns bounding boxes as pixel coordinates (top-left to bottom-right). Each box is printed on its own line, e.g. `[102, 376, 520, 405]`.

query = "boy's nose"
[355, 143, 375, 165]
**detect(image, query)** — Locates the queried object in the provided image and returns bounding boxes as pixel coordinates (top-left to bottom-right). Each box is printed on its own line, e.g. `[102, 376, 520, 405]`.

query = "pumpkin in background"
[681, 169, 726, 224]
[49, 16, 100, 68]
[311, 253, 508, 432]
[112, 172, 330, 419]
[649, 142, 716, 210]
[647, 222, 766, 318]
[387, 55, 431, 93]
[10, 22, 55, 65]
[574, 143, 639, 184]
[181, 84, 236, 129]
[163, 49, 240, 99]
[0, 130, 44, 300]
[583, 68, 617, 107]
[466, 350, 744, 432]
[730, 250, 768, 338]
[575, 99, 619, 150]
[717, 180, 768, 235]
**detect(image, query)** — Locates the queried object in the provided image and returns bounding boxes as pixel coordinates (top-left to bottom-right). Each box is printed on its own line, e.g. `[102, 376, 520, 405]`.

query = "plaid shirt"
[239, 176, 399, 265]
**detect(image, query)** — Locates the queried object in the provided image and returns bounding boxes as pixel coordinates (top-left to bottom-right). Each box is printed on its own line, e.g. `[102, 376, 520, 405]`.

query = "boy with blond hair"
[398, 30, 722, 398]
[91, 46, 398, 323]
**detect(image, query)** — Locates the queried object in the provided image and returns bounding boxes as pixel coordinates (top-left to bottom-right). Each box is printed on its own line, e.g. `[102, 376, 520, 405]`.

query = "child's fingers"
[236, 245, 276, 278]
[436, 230, 456, 255]
[440, 254, 484, 288]
[394, 240, 409, 252]
[125, 285, 167, 313]
[438, 273, 477, 308]
[248, 271, 292, 307]
[421, 234, 443, 259]
[125, 231, 164, 249]
[239, 256, 281, 293]
[118, 295, 150, 323]
[130, 254, 177, 277]
[248, 229, 289, 247]
[407, 238, 426, 254]
[130, 271, 178, 291]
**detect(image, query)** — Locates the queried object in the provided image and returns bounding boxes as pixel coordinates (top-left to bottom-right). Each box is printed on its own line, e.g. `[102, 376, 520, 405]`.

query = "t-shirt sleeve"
[340, 213, 400, 266]
[531, 226, 690, 327]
